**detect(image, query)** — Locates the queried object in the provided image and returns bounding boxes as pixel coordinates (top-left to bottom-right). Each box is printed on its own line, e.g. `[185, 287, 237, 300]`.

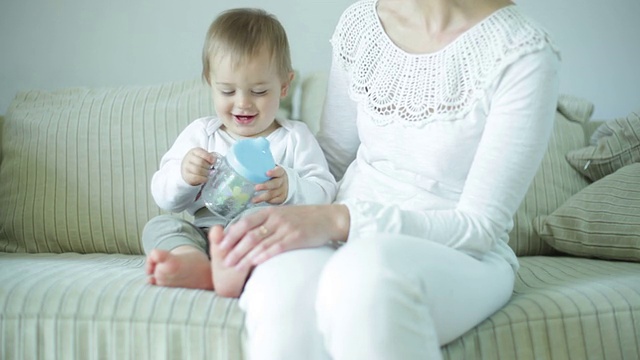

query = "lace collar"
[331, 0, 559, 126]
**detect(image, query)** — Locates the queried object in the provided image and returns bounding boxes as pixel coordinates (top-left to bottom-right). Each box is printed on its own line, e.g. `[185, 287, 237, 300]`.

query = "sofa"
[1, 72, 639, 360]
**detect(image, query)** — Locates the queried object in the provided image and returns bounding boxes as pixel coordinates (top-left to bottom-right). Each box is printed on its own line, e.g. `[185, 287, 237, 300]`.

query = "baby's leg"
[208, 226, 253, 298]
[142, 215, 213, 290]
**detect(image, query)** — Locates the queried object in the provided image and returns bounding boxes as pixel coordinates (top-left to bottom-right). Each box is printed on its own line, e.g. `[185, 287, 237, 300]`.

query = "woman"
[209, 0, 560, 358]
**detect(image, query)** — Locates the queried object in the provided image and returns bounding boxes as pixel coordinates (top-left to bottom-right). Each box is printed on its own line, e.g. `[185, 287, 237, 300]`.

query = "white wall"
[1, 0, 639, 119]
[0, 0, 351, 115]
[517, 0, 640, 119]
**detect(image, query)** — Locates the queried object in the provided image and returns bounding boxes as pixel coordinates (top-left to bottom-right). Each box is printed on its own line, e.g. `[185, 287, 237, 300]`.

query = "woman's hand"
[212, 204, 350, 272]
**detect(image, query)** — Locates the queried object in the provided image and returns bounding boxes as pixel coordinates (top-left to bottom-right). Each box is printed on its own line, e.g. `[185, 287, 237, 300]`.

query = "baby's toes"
[145, 256, 156, 275]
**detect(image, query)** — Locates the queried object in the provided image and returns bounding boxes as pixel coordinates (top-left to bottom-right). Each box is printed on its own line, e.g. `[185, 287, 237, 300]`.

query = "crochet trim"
[331, 0, 559, 126]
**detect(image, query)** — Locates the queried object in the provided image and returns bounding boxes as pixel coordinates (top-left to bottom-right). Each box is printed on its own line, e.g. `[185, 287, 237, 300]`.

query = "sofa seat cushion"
[2, 253, 638, 360]
[443, 256, 640, 359]
[0, 252, 246, 360]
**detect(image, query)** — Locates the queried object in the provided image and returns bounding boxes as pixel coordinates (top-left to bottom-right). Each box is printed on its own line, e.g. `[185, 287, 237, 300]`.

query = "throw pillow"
[535, 163, 640, 262]
[565, 110, 640, 182]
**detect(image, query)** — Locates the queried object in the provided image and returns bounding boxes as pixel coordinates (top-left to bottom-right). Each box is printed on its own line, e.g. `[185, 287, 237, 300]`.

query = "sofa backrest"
[0, 78, 298, 255]
[0, 76, 594, 257]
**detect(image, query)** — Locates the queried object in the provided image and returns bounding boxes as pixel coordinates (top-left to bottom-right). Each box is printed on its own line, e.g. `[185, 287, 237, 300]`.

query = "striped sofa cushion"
[2, 253, 638, 359]
[442, 256, 640, 359]
[0, 252, 246, 360]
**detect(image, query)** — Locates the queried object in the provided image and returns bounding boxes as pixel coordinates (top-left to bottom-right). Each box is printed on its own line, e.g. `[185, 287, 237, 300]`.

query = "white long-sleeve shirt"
[317, 1, 560, 272]
[151, 117, 337, 217]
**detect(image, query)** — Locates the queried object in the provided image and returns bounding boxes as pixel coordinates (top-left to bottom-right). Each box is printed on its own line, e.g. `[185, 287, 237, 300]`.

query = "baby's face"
[210, 52, 289, 139]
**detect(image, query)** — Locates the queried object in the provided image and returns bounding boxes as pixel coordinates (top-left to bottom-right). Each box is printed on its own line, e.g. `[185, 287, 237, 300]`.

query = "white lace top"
[317, 0, 561, 271]
[332, 1, 558, 126]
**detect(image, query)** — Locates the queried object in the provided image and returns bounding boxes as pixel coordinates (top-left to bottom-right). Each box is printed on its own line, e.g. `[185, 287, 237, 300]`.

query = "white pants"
[239, 233, 515, 360]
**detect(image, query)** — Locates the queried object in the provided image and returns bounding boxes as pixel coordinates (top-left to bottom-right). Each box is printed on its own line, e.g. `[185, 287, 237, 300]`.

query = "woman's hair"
[202, 8, 292, 84]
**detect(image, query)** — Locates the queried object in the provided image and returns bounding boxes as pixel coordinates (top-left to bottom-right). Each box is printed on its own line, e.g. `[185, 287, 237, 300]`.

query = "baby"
[142, 8, 336, 297]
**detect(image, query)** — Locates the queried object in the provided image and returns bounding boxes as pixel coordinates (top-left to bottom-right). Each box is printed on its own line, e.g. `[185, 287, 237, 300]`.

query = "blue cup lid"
[226, 137, 275, 183]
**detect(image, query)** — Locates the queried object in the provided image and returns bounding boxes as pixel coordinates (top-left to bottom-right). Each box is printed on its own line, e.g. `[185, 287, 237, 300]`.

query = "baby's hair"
[202, 8, 292, 85]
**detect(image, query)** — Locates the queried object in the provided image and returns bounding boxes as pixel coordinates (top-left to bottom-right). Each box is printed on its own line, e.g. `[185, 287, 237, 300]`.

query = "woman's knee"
[316, 238, 395, 311]
[239, 247, 334, 359]
[240, 247, 333, 315]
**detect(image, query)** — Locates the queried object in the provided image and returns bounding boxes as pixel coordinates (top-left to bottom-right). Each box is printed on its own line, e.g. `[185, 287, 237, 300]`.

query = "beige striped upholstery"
[0, 80, 215, 254]
[566, 110, 640, 182]
[443, 256, 640, 359]
[2, 253, 638, 359]
[536, 163, 640, 261]
[0, 252, 246, 360]
[0, 79, 293, 256]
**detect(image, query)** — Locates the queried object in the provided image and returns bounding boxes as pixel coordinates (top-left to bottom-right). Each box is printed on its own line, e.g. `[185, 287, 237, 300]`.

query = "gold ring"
[258, 225, 269, 237]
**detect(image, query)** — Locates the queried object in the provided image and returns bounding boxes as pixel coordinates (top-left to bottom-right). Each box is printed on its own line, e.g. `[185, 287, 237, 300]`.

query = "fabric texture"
[2, 252, 638, 360]
[141, 214, 210, 254]
[330, 2, 558, 126]
[535, 163, 640, 261]
[442, 256, 640, 359]
[0, 79, 218, 254]
[507, 95, 592, 256]
[0, 252, 246, 360]
[566, 110, 640, 182]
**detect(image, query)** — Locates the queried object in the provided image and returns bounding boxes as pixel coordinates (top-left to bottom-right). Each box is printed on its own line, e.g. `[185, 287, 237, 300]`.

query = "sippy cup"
[201, 137, 275, 220]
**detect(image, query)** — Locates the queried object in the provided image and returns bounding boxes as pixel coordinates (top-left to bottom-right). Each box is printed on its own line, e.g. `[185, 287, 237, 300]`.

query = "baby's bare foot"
[209, 226, 252, 298]
[146, 246, 213, 290]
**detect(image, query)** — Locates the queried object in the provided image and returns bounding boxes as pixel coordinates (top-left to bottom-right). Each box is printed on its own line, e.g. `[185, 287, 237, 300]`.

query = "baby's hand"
[181, 148, 215, 186]
[253, 166, 288, 204]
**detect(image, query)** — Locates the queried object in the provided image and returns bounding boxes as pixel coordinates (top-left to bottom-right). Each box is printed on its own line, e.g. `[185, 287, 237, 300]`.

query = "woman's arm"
[316, 55, 360, 181]
[340, 46, 560, 258]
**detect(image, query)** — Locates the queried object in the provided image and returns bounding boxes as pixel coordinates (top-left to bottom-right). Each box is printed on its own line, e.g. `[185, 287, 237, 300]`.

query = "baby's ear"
[280, 71, 295, 97]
